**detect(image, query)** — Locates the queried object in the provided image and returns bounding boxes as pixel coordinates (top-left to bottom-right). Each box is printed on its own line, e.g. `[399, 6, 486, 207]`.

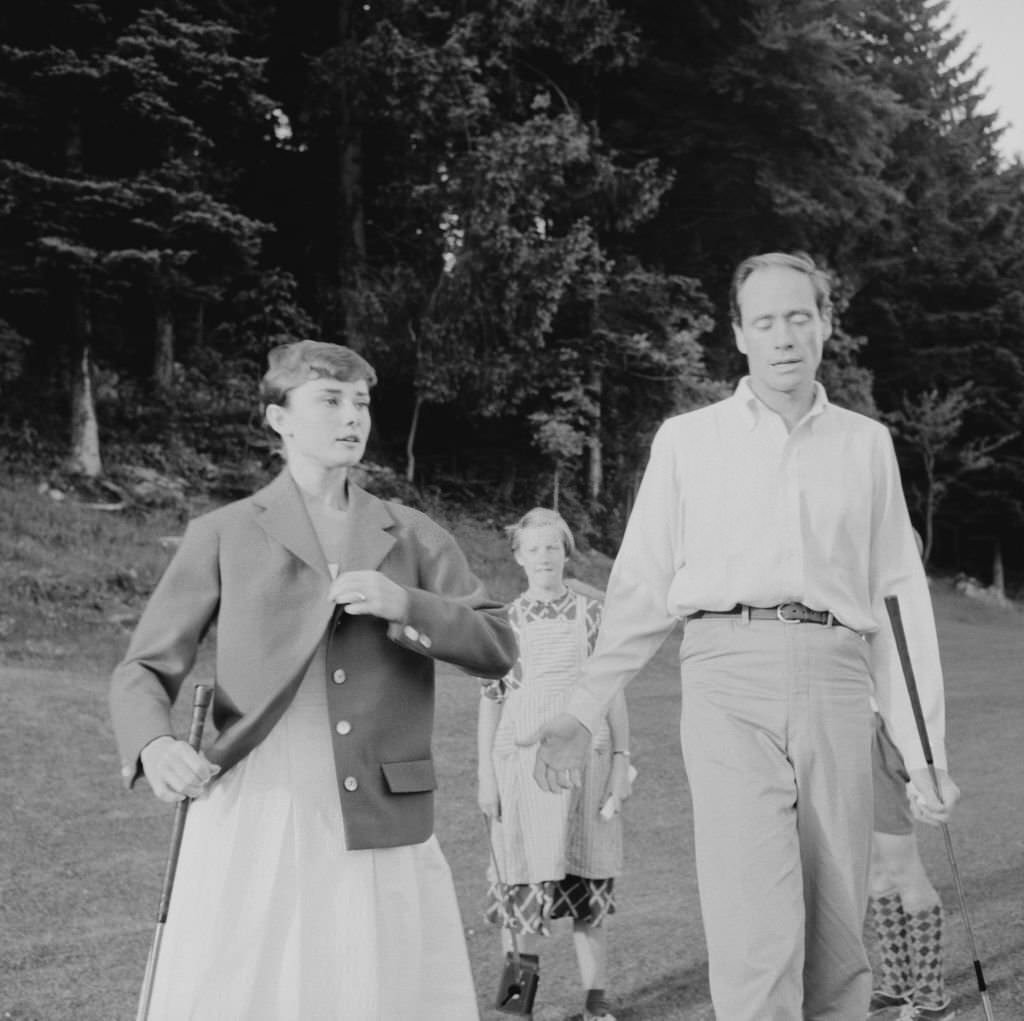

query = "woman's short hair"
[505, 507, 576, 555]
[729, 251, 832, 325]
[260, 340, 378, 409]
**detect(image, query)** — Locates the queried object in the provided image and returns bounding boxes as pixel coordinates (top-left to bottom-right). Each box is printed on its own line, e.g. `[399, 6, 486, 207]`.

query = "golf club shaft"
[136, 684, 213, 1021]
[884, 596, 995, 1021]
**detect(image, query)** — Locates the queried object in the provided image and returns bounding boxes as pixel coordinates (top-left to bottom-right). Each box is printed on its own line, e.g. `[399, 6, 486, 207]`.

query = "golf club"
[136, 683, 214, 1021]
[884, 595, 996, 1021]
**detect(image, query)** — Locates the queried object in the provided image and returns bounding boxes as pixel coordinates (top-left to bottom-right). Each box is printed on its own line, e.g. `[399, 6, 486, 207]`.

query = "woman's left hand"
[610, 753, 634, 803]
[599, 753, 634, 817]
[328, 570, 410, 623]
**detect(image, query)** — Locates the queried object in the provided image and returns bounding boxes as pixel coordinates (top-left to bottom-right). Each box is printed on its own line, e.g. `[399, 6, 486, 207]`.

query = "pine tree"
[845, 0, 1024, 573]
[0, 2, 276, 472]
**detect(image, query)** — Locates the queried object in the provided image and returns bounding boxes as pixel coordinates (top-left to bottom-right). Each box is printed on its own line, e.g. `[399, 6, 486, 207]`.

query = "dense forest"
[2, 0, 1023, 587]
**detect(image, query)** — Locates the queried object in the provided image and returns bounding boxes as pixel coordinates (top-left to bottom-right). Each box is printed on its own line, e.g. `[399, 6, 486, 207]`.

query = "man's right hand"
[141, 735, 220, 803]
[517, 713, 592, 793]
[907, 767, 960, 826]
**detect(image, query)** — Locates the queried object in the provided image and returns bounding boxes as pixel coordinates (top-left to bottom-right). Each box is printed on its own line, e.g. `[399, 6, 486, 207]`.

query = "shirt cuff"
[565, 687, 604, 736]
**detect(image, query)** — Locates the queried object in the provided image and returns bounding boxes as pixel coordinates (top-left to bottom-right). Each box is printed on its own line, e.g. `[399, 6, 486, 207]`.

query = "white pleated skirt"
[144, 670, 479, 1020]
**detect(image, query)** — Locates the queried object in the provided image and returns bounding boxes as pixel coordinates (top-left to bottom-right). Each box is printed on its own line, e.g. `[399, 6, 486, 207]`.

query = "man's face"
[732, 265, 831, 401]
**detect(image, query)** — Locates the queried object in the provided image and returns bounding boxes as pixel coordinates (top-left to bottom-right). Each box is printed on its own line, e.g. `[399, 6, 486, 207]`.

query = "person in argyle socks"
[868, 710, 955, 1021]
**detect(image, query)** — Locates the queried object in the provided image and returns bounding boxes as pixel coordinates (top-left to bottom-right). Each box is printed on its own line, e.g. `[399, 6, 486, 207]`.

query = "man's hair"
[260, 340, 378, 409]
[505, 507, 576, 556]
[729, 251, 832, 325]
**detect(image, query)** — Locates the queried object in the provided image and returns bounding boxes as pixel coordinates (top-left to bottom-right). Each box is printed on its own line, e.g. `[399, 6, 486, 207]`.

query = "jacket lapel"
[252, 471, 398, 576]
[345, 482, 397, 570]
[252, 469, 328, 577]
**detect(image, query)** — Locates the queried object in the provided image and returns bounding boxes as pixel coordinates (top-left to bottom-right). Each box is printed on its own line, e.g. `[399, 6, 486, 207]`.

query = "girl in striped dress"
[478, 508, 633, 1021]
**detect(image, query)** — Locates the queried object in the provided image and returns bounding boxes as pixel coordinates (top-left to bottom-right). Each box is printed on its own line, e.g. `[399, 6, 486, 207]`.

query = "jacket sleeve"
[385, 515, 516, 679]
[109, 515, 221, 787]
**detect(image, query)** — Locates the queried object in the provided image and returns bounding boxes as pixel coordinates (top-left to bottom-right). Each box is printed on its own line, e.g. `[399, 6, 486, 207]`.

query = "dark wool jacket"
[109, 469, 515, 850]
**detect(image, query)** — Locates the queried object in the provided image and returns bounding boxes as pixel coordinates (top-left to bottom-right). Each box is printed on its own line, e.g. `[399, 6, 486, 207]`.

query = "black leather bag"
[494, 950, 539, 1015]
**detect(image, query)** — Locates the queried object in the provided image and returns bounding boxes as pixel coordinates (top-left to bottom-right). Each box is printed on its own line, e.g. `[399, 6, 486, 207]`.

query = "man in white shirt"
[525, 252, 960, 1019]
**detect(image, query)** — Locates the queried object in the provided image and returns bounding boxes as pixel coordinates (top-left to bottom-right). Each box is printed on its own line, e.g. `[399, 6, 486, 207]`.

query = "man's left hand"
[907, 767, 960, 825]
[517, 713, 591, 793]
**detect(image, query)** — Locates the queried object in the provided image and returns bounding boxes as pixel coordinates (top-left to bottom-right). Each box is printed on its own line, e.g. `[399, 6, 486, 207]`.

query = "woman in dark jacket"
[110, 340, 515, 1020]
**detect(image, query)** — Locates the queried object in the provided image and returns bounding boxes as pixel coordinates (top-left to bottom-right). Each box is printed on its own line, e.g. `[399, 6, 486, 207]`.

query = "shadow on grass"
[613, 962, 713, 1020]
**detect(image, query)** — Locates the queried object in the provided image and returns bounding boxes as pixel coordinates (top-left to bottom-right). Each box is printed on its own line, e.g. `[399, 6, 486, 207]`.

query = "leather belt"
[688, 602, 851, 629]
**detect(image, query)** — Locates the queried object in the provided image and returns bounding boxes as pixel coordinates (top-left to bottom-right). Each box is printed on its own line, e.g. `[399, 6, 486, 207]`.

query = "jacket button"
[419, 634, 432, 649]
[343, 776, 358, 792]
[403, 624, 419, 642]
[332, 668, 346, 684]
[335, 720, 352, 736]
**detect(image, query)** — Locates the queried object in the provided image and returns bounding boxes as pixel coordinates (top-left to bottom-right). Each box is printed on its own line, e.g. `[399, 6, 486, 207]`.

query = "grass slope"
[1, 478, 1022, 1019]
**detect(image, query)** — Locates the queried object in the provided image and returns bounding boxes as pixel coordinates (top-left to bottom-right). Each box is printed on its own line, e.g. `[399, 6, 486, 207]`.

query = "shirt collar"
[732, 376, 830, 430]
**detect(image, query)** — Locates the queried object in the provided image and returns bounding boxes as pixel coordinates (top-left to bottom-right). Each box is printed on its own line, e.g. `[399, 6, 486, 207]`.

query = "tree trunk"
[153, 299, 175, 393]
[586, 364, 603, 504]
[334, 0, 365, 344]
[552, 464, 561, 513]
[922, 456, 936, 565]
[498, 455, 517, 503]
[65, 110, 101, 476]
[991, 537, 1005, 595]
[68, 289, 102, 477]
[195, 299, 206, 349]
[405, 393, 423, 483]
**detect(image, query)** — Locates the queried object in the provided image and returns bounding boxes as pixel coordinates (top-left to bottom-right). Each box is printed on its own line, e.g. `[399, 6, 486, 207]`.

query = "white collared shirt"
[567, 378, 947, 770]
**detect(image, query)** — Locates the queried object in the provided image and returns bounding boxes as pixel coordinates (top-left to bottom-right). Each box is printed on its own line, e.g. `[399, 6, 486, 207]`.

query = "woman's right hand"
[141, 736, 220, 803]
[478, 770, 501, 821]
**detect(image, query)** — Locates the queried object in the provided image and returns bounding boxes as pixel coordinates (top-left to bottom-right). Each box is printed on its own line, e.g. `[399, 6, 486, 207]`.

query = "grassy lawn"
[2, 478, 1022, 1019]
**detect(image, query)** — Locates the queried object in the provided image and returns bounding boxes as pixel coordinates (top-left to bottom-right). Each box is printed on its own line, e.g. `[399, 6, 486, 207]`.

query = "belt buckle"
[776, 602, 804, 624]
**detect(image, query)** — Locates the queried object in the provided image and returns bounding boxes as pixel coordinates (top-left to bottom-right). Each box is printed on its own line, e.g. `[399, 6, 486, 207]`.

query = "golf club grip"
[154, 685, 213, 924]
[185, 684, 213, 752]
[883, 596, 935, 766]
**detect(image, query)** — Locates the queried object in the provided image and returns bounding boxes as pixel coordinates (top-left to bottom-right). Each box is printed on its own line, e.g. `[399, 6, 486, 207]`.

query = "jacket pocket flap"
[381, 759, 436, 793]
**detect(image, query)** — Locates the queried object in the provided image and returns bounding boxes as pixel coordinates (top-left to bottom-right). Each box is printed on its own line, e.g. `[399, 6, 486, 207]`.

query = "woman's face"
[514, 525, 567, 592]
[266, 377, 371, 471]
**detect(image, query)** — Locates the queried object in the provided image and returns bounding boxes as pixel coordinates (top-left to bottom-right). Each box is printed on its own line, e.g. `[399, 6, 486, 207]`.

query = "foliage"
[888, 384, 1018, 562]
[0, 0, 1022, 577]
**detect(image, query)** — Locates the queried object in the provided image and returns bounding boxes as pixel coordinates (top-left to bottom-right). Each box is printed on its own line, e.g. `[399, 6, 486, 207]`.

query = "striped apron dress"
[486, 591, 620, 932]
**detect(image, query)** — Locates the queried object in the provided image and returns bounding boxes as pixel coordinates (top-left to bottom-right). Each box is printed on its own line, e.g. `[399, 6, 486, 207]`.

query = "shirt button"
[343, 776, 358, 792]
[403, 624, 419, 642]
[332, 668, 346, 684]
[335, 720, 352, 736]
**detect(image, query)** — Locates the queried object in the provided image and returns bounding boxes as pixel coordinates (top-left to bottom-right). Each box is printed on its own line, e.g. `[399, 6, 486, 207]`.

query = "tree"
[843, 0, 1024, 571]
[887, 384, 1017, 565]
[603, 0, 908, 330]
[0, 2, 278, 472]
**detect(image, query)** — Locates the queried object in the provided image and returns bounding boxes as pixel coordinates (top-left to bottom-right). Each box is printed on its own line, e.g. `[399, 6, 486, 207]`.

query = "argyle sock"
[869, 891, 913, 998]
[585, 988, 611, 1016]
[907, 903, 948, 1009]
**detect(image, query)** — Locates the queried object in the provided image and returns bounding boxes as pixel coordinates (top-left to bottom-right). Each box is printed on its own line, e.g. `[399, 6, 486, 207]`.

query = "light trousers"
[679, 618, 875, 1020]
